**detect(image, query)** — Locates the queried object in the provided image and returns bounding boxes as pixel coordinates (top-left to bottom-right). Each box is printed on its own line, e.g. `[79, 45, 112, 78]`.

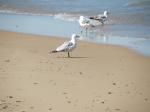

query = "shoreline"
[0, 30, 150, 112]
[0, 12, 150, 57]
[0, 29, 146, 57]
[0, 29, 150, 58]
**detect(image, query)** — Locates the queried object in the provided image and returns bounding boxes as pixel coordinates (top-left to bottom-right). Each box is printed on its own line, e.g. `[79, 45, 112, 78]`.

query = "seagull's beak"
[76, 35, 81, 40]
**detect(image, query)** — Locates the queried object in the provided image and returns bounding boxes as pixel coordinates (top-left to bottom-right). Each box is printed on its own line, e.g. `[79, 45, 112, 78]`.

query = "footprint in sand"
[144, 98, 148, 101]
[49, 107, 52, 111]
[112, 82, 116, 86]
[62, 91, 79, 106]
[8, 96, 13, 99]
[33, 82, 39, 85]
[30, 106, 34, 109]
[114, 108, 121, 111]
[62, 92, 71, 103]
[62, 92, 68, 95]
[101, 101, 105, 104]
[16, 100, 22, 103]
[108, 92, 112, 95]
[1, 105, 8, 109]
[0, 99, 6, 103]
[79, 72, 83, 75]
[0, 96, 24, 112]
[67, 101, 71, 103]
[91, 95, 106, 105]
[4, 59, 10, 62]
[0, 102, 14, 111]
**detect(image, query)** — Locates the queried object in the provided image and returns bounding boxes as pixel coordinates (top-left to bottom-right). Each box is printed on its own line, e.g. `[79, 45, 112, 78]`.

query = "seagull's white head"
[104, 11, 108, 16]
[79, 16, 84, 20]
[71, 34, 80, 41]
[79, 16, 86, 23]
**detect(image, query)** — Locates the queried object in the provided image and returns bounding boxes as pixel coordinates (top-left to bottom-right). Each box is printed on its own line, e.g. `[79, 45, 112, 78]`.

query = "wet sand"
[0, 30, 150, 112]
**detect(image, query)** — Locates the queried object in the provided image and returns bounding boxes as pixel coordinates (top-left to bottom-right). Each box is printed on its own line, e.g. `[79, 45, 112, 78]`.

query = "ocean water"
[0, 0, 150, 56]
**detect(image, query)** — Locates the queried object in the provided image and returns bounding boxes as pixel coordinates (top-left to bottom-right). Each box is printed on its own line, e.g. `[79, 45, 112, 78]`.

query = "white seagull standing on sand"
[89, 11, 109, 25]
[50, 34, 80, 58]
[79, 16, 94, 37]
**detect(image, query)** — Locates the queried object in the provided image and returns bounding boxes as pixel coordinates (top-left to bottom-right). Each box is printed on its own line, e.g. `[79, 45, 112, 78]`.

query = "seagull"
[79, 16, 94, 37]
[50, 34, 80, 58]
[89, 11, 108, 25]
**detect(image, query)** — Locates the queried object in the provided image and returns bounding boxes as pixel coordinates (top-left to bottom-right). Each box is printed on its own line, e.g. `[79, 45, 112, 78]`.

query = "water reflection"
[80, 25, 150, 56]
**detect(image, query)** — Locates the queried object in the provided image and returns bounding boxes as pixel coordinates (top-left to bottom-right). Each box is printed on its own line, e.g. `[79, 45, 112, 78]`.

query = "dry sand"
[0, 30, 150, 112]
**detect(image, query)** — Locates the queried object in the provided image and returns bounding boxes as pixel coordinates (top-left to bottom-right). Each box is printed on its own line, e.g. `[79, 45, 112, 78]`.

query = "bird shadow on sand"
[55, 56, 89, 59]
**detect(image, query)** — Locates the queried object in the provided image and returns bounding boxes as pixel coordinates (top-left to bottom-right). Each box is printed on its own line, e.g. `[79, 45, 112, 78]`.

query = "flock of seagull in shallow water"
[51, 11, 109, 57]
[79, 11, 108, 36]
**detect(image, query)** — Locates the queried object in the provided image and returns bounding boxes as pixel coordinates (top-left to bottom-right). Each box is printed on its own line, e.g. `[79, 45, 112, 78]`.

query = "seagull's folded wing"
[100, 16, 106, 19]
[82, 16, 91, 24]
[56, 41, 73, 52]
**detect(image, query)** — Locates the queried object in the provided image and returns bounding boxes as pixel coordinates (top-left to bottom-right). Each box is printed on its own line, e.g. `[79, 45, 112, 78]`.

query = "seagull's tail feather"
[50, 50, 58, 54]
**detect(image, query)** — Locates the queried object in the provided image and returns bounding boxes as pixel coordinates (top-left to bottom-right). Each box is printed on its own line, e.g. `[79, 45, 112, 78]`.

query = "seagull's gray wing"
[100, 16, 107, 20]
[84, 19, 90, 24]
[82, 17, 91, 24]
[56, 41, 74, 52]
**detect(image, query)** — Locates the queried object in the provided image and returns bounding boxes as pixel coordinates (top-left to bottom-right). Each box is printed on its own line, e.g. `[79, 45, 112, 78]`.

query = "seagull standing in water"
[79, 16, 94, 37]
[50, 34, 80, 58]
[89, 11, 109, 25]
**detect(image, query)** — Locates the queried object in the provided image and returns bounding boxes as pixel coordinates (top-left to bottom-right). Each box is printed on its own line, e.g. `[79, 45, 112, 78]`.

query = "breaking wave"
[0, 9, 79, 22]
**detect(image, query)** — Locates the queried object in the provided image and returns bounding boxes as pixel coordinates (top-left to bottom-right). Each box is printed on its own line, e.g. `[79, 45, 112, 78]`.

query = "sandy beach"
[0, 30, 150, 112]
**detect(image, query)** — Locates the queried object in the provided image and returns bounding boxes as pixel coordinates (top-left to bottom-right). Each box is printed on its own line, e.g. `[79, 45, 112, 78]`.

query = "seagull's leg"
[68, 52, 70, 58]
[85, 27, 87, 37]
[101, 21, 104, 26]
[81, 30, 83, 35]
[80, 26, 83, 35]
